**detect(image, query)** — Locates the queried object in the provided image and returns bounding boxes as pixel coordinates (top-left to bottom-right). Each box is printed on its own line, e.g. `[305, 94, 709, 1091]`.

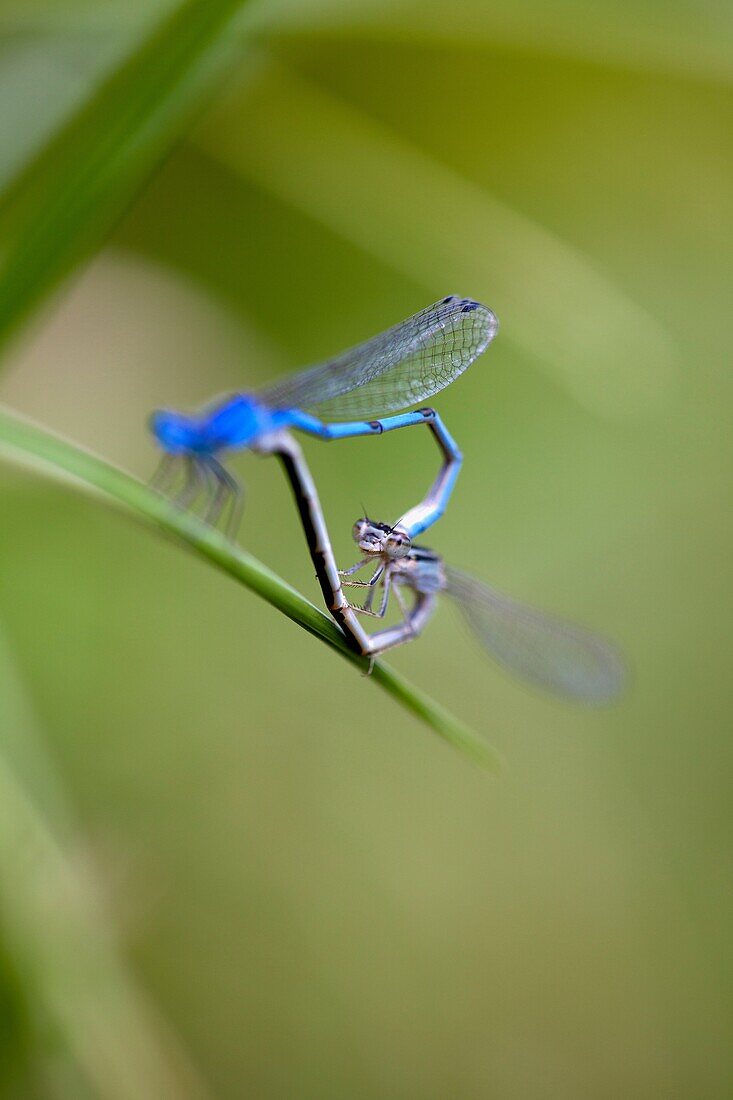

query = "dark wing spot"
[461, 301, 480, 312]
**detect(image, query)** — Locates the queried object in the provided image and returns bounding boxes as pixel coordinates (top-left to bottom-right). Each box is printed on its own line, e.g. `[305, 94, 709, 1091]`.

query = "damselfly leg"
[175, 458, 206, 511]
[151, 455, 244, 542]
[150, 453, 180, 494]
[341, 562, 390, 614]
[338, 558, 373, 578]
[352, 570, 394, 619]
[392, 584, 413, 625]
[203, 457, 244, 540]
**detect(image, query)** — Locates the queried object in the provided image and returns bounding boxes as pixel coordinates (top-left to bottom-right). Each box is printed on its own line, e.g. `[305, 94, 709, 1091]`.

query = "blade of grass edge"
[0, 0, 251, 360]
[0, 407, 501, 773]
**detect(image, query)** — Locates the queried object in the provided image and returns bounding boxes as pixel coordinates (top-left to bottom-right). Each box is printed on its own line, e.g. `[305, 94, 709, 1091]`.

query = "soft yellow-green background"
[1, 2, 732, 1096]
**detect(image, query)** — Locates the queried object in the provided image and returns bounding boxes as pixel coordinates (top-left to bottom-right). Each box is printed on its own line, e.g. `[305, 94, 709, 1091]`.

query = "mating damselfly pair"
[150, 296, 623, 702]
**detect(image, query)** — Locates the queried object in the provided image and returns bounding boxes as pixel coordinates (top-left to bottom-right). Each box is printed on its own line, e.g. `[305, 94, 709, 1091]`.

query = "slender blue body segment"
[287, 406, 438, 440]
[395, 415, 462, 539]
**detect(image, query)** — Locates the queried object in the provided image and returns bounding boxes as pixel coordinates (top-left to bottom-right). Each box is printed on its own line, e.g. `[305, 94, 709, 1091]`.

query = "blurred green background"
[0, 1, 732, 1096]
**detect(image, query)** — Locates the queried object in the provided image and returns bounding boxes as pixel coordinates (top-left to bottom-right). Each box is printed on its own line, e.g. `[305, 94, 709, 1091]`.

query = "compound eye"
[352, 519, 368, 542]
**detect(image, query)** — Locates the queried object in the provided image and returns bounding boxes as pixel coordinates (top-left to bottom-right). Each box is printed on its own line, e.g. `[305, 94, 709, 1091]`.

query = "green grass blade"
[0, 626, 214, 1099]
[0, 406, 501, 772]
[0, 0, 250, 358]
[196, 63, 676, 418]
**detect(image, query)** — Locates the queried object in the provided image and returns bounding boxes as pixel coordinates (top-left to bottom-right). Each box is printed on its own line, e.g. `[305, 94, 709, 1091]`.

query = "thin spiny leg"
[150, 453, 179, 494]
[352, 571, 393, 619]
[175, 458, 204, 511]
[343, 570, 385, 614]
[341, 564, 385, 591]
[200, 461, 221, 516]
[204, 466, 230, 528]
[208, 460, 244, 541]
[338, 557, 372, 578]
[362, 567, 387, 613]
[392, 584, 414, 633]
[358, 583, 416, 633]
[394, 411, 462, 539]
[227, 487, 245, 542]
[371, 572, 393, 617]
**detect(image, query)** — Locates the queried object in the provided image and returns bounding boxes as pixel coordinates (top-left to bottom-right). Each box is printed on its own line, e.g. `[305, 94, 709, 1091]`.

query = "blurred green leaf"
[0, 1, 174, 34]
[0, 0, 250, 359]
[0, 31, 125, 192]
[0, 624, 213, 1099]
[241, 0, 733, 83]
[0, 406, 501, 772]
[195, 61, 678, 417]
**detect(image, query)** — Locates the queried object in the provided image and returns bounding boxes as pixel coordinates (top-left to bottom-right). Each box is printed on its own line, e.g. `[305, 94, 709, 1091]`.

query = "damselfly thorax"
[393, 545, 448, 593]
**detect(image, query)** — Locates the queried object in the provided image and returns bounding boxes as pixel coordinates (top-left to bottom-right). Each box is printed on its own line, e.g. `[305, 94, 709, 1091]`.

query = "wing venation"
[445, 566, 624, 703]
[260, 297, 497, 420]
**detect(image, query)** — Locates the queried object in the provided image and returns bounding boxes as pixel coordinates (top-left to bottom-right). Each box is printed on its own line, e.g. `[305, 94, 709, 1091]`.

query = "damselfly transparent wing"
[259, 297, 498, 420]
[445, 567, 624, 703]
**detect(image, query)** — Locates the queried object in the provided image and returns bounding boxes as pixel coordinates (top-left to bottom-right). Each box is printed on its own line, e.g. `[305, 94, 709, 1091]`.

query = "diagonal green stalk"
[0, 0, 251, 357]
[0, 407, 501, 772]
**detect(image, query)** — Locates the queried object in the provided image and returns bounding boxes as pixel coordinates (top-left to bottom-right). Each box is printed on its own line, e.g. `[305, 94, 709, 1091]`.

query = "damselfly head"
[352, 518, 412, 558]
[351, 517, 381, 552]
